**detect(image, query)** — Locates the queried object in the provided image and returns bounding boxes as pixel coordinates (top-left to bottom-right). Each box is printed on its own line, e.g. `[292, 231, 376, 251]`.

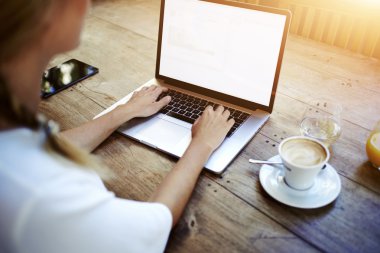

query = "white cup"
[279, 136, 330, 190]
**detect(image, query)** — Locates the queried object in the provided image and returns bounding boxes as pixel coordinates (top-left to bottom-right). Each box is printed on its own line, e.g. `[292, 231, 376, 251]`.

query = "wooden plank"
[39, 80, 102, 130]
[249, 0, 380, 58]
[289, 4, 302, 34]
[314, 9, 328, 42]
[288, 4, 296, 33]
[324, 12, 340, 45]
[247, 0, 258, 4]
[277, 0, 290, 9]
[321, 11, 332, 44]
[362, 18, 380, 57]
[289, 0, 380, 17]
[347, 17, 366, 52]
[370, 23, 380, 58]
[309, 8, 320, 41]
[296, 6, 307, 36]
[373, 35, 380, 59]
[258, 0, 279, 8]
[343, 16, 354, 49]
[334, 15, 349, 48]
[301, 6, 315, 38]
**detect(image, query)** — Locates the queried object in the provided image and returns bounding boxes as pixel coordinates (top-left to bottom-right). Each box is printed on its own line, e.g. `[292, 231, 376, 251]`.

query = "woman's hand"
[151, 105, 234, 225]
[191, 105, 235, 152]
[60, 86, 170, 152]
[121, 85, 171, 118]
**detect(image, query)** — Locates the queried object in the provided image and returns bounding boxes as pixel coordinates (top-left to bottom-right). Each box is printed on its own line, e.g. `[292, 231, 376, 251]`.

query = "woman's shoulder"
[0, 128, 101, 187]
[0, 128, 107, 211]
[0, 127, 108, 221]
[0, 128, 114, 252]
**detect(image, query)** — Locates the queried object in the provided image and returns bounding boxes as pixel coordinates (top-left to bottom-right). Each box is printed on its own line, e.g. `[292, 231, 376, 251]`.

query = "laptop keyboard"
[157, 89, 250, 137]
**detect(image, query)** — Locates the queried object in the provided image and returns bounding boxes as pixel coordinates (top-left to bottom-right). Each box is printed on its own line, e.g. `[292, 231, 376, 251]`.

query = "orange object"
[366, 122, 380, 169]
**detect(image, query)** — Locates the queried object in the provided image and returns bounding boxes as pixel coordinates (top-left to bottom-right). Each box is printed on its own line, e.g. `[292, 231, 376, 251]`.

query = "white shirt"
[0, 128, 172, 253]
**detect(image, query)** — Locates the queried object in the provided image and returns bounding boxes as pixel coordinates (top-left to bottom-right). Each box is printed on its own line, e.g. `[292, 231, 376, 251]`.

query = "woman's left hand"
[121, 85, 171, 118]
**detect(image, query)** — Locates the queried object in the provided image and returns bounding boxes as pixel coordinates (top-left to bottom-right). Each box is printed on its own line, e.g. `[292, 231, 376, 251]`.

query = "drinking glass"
[300, 99, 342, 147]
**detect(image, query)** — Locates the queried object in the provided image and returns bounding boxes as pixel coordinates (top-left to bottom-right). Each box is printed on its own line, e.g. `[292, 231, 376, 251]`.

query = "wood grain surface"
[38, 0, 380, 252]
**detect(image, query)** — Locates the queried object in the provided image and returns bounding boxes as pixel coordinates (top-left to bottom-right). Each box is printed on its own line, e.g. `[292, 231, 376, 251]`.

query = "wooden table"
[39, 0, 380, 252]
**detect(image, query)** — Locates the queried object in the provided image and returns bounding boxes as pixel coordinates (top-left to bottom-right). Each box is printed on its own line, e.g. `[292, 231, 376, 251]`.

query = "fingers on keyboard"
[158, 89, 250, 137]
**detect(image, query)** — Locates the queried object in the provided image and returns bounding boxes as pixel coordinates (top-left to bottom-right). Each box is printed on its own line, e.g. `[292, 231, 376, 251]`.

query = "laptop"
[95, 0, 291, 174]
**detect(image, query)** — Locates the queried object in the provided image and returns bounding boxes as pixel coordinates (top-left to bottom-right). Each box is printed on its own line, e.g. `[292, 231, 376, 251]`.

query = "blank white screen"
[160, 0, 286, 106]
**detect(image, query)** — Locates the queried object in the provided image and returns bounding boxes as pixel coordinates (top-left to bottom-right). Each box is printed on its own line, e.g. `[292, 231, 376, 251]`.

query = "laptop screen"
[158, 0, 289, 109]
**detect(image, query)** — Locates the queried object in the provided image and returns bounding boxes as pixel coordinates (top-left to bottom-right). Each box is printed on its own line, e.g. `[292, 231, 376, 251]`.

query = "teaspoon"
[248, 159, 283, 165]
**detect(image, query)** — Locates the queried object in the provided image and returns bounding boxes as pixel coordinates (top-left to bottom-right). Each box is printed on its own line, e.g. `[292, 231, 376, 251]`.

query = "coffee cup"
[279, 136, 330, 190]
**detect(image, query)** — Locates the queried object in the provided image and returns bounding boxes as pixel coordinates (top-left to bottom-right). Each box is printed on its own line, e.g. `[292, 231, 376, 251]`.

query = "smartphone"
[41, 59, 99, 98]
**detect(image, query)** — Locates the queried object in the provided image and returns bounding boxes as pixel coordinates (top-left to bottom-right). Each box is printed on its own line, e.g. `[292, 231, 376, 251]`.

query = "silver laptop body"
[96, 0, 291, 174]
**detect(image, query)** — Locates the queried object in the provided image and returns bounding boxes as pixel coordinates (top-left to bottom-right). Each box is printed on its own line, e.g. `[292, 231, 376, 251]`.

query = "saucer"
[259, 155, 341, 208]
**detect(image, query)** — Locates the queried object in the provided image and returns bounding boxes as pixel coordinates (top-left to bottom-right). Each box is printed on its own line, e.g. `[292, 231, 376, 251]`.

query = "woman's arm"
[61, 85, 234, 226]
[150, 105, 234, 226]
[60, 86, 171, 152]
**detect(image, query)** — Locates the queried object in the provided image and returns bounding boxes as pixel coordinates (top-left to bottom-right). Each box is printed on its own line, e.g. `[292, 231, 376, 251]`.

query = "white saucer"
[259, 155, 341, 209]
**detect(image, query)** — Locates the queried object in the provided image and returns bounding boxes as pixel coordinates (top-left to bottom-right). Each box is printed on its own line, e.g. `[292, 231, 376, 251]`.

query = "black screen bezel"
[155, 0, 291, 113]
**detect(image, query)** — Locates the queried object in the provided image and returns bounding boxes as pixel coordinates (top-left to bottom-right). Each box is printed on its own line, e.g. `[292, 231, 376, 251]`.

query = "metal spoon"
[248, 159, 283, 165]
[249, 159, 328, 170]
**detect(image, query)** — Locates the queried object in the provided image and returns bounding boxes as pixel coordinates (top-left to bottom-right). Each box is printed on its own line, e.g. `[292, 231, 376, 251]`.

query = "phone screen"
[41, 59, 99, 98]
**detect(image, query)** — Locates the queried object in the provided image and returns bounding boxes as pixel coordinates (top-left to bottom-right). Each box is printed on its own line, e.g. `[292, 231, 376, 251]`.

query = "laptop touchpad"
[135, 117, 190, 148]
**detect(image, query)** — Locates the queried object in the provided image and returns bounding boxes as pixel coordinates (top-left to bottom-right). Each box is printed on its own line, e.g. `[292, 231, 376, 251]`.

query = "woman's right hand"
[191, 105, 235, 152]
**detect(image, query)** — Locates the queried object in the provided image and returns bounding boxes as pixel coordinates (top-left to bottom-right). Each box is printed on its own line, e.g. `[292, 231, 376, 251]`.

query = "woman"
[0, 1, 234, 253]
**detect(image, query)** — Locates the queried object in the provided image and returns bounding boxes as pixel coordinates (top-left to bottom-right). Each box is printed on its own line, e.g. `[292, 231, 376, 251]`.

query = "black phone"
[41, 59, 99, 98]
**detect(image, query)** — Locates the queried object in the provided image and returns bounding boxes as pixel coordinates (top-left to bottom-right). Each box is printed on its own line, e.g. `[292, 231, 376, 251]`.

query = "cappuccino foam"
[281, 139, 326, 167]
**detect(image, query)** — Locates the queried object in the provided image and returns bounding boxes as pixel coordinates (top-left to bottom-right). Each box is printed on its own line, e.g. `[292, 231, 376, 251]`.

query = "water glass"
[300, 99, 342, 147]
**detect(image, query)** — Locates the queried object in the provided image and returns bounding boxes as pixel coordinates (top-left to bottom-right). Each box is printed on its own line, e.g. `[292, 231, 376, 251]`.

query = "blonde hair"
[0, 1, 52, 60]
[0, 0, 108, 177]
